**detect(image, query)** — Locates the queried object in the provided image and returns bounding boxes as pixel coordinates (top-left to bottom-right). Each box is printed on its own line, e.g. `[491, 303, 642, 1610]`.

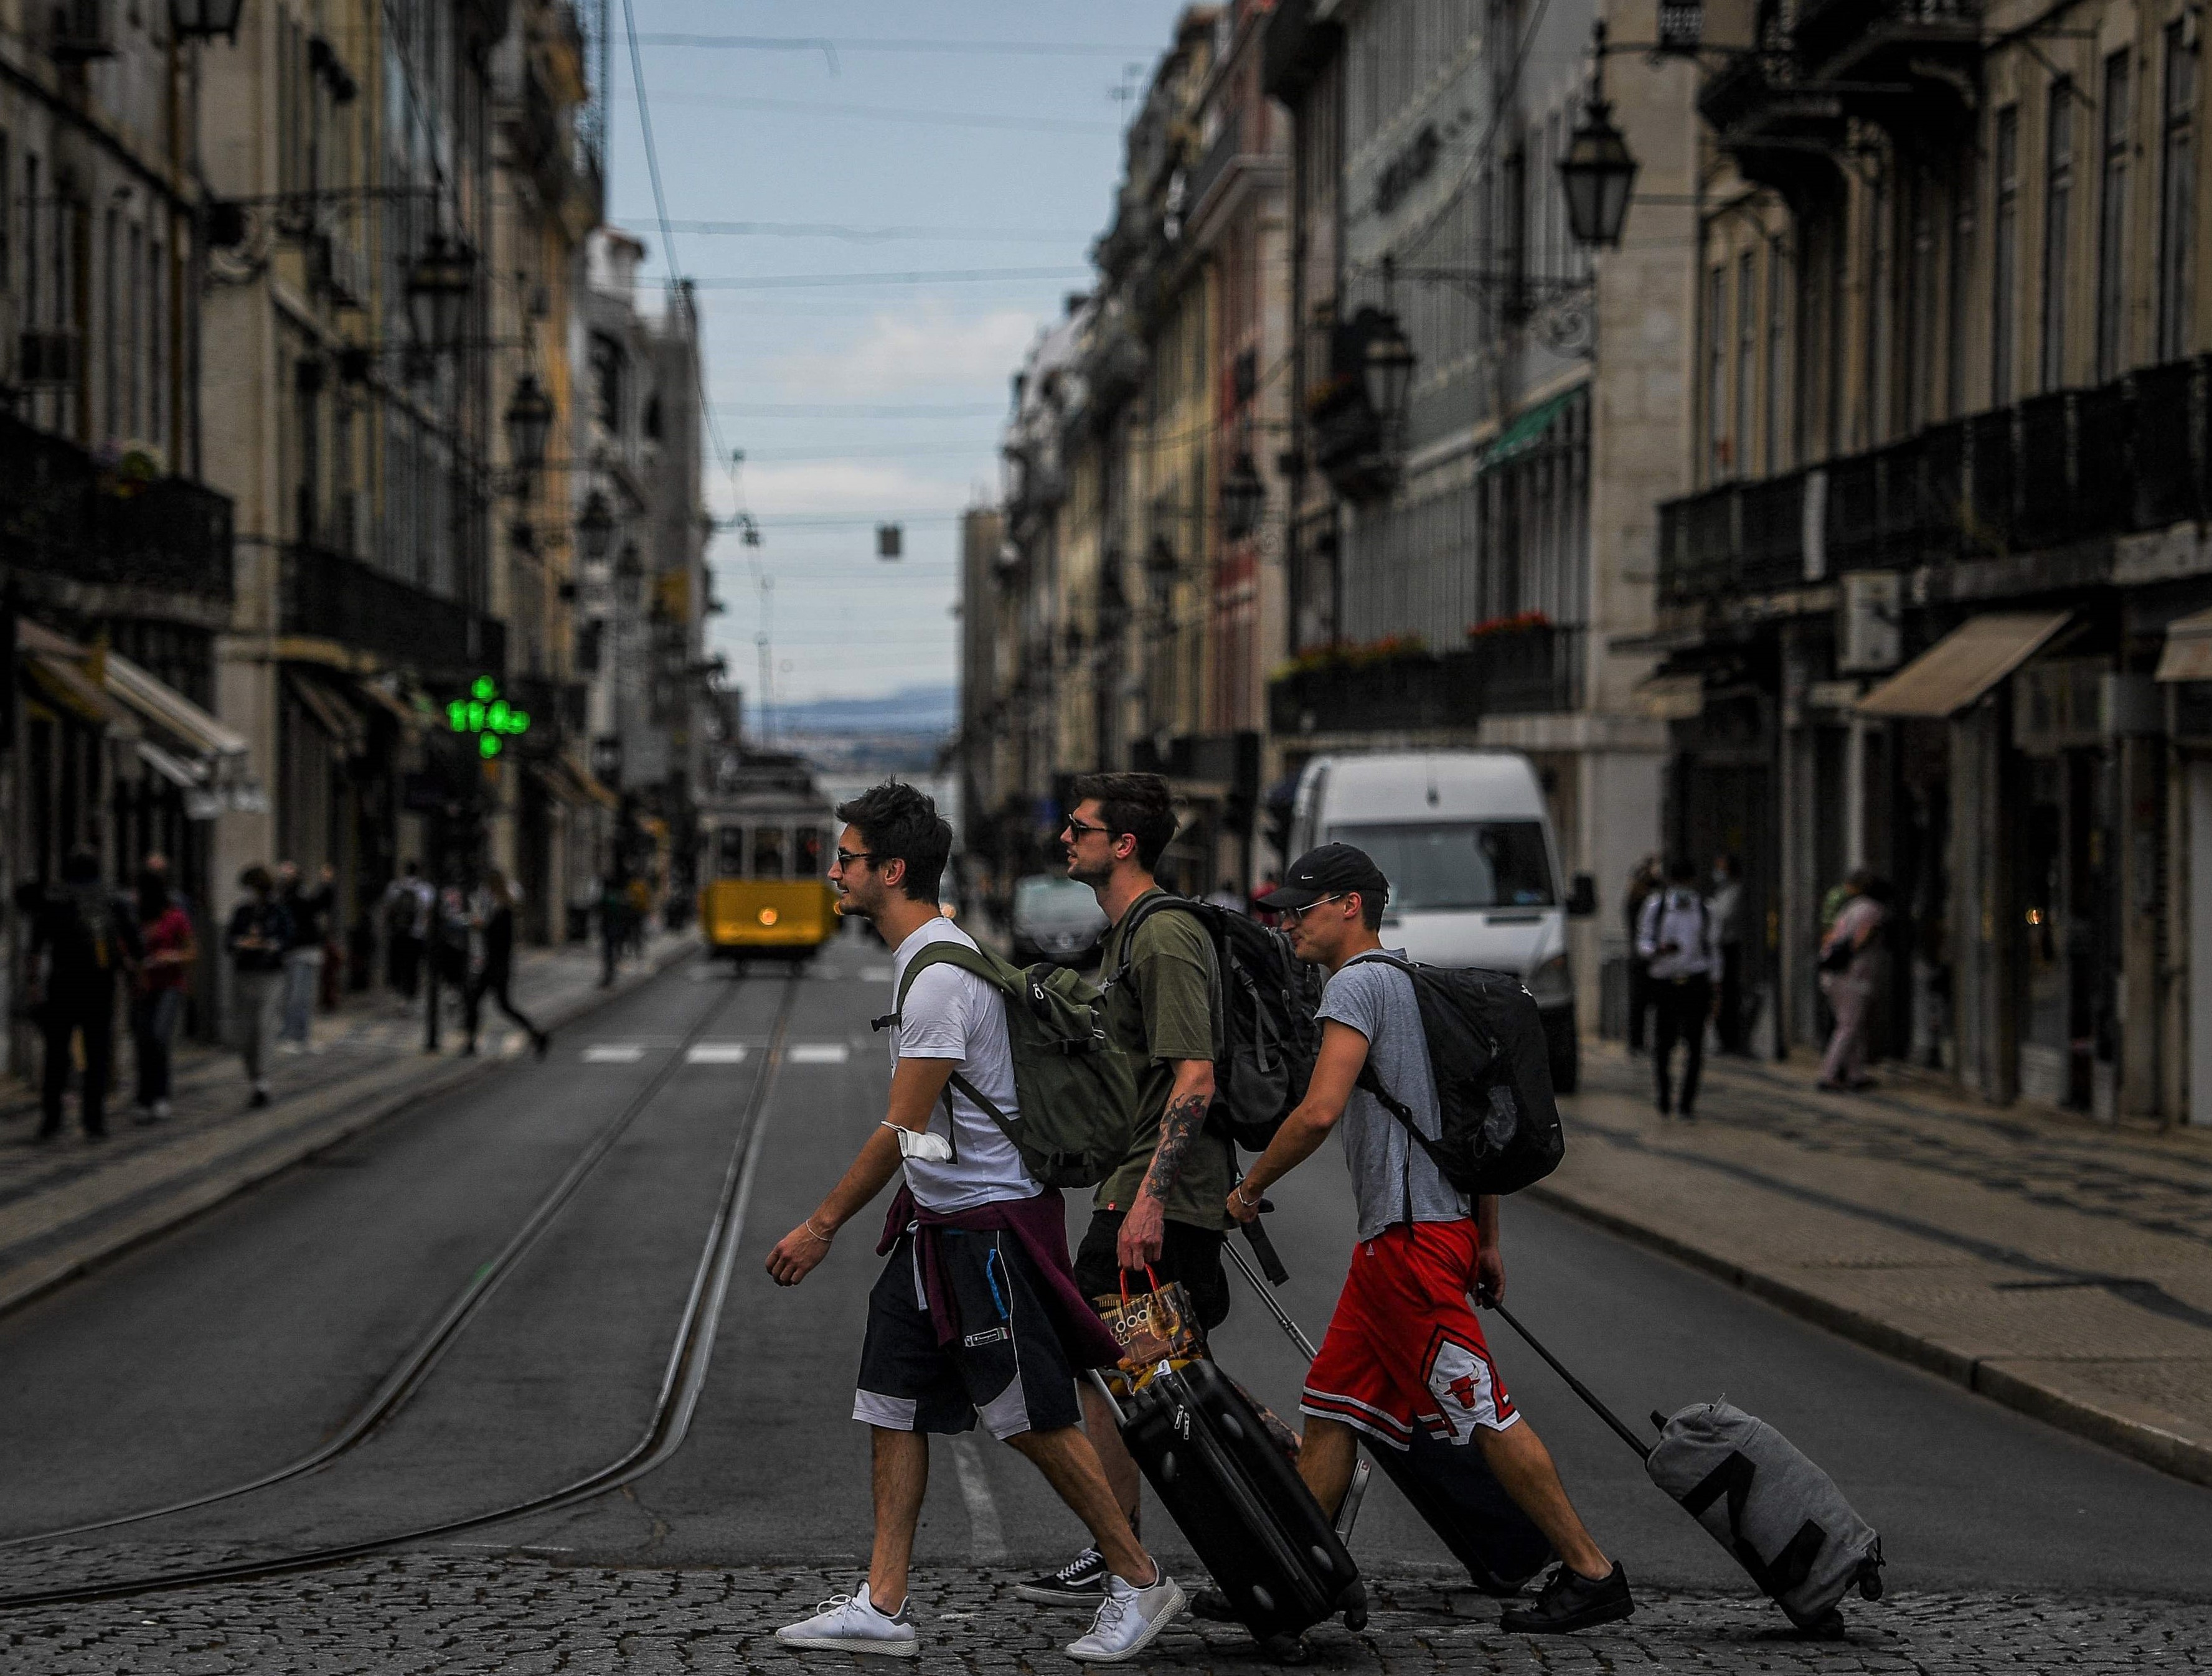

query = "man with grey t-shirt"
[1228, 843, 1634, 1638]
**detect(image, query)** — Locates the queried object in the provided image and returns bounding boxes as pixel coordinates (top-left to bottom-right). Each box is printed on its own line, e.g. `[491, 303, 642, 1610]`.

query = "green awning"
[1478, 389, 1578, 472]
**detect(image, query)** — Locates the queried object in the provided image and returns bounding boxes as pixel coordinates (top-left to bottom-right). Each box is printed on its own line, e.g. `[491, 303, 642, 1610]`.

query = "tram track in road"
[0, 965, 804, 1611]
[0, 960, 765, 1558]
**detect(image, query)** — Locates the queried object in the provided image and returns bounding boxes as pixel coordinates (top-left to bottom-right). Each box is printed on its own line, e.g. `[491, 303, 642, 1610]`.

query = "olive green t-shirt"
[1094, 890, 1235, 1233]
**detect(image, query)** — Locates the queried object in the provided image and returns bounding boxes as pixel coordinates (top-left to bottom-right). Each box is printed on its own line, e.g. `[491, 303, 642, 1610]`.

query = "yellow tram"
[697, 755, 840, 959]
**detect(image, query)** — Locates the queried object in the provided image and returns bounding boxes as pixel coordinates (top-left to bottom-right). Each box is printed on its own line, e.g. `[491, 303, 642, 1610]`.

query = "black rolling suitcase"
[1225, 1240, 1553, 1596]
[1091, 1357, 1367, 1641]
[1488, 1299, 1885, 1633]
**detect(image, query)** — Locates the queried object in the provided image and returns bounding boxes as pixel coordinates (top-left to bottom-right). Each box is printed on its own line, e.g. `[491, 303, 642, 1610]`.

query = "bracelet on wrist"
[803, 1218, 835, 1243]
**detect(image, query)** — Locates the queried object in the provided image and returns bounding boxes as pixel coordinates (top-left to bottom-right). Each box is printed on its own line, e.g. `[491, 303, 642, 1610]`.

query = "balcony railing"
[1268, 629, 1584, 735]
[0, 413, 234, 605]
[281, 545, 506, 677]
[1656, 355, 2212, 606]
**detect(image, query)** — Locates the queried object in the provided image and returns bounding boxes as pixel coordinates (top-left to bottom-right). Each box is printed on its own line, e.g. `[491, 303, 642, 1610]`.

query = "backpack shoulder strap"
[871, 939, 1009, 1033]
[1108, 893, 1200, 983]
[1338, 953, 1456, 1173]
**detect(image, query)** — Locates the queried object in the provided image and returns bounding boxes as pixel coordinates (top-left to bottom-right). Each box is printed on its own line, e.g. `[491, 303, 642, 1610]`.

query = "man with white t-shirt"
[765, 781, 1185, 1665]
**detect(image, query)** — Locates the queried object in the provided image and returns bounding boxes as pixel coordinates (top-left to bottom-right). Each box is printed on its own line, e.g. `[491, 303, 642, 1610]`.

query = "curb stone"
[0, 938, 699, 1322]
[1526, 1173, 2212, 1490]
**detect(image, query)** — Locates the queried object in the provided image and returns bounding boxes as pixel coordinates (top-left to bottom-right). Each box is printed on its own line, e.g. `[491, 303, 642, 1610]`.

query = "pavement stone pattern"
[2, 1554, 2206, 1674]
[0, 933, 692, 1313]
[1550, 1045, 2212, 1482]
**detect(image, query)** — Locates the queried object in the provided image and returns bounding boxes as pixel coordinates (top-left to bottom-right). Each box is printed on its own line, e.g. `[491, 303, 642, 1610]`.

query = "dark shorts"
[1073, 1210, 1232, 1332]
[854, 1228, 1082, 1441]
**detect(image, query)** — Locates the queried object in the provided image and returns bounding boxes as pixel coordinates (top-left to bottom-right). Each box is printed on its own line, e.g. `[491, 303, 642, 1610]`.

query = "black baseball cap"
[1258, 843, 1390, 913]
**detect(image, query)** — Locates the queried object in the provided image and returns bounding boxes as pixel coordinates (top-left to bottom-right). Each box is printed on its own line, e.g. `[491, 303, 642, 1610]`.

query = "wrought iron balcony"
[1267, 629, 1584, 736]
[1792, 0, 1981, 136]
[0, 413, 234, 606]
[281, 544, 506, 678]
[1697, 54, 1848, 199]
[1656, 355, 2212, 606]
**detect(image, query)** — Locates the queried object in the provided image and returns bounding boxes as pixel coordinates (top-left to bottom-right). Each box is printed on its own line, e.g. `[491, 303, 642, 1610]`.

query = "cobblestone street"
[4, 1555, 2207, 1675]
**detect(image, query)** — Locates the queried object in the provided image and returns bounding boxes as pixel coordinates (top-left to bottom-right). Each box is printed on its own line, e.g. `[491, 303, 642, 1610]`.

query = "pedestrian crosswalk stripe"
[581, 1044, 644, 1063]
[789, 1042, 850, 1065]
[685, 1042, 750, 1064]
[860, 966, 893, 982]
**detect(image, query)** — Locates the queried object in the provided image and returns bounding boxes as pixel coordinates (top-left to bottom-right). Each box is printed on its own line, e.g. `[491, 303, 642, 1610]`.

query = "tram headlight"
[758, 907, 779, 926]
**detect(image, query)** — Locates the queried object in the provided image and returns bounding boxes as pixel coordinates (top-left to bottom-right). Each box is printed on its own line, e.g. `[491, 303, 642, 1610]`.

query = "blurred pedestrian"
[225, 865, 291, 1111]
[598, 870, 626, 987]
[624, 873, 651, 956]
[463, 867, 549, 1059]
[1636, 857, 1717, 1120]
[27, 849, 138, 1141]
[1623, 856, 1660, 1056]
[1250, 872, 1281, 928]
[381, 860, 431, 1007]
[1817, 870, 1886, 1093]
[131, 864, 197, 1124]
[276, 862, 332, 1053]
[1710, 854, 1746, 1054]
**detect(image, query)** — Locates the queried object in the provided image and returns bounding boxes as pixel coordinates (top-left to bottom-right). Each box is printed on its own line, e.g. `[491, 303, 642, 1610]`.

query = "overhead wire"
[608, 88, 1121, 136]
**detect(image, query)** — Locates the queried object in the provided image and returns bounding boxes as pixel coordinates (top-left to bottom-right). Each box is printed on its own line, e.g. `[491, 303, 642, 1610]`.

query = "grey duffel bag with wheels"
[1645, 1400, 1885, 1631]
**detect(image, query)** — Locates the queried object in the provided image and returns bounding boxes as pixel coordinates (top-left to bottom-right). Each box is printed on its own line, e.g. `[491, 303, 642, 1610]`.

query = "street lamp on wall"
[1559, 23, 1639, 250]
[405, 233, 476, 351]
[504, 373, 554, 474]
[170, 0, 245, 39]
[614, 541, 646, 611]
[1359, 311, 1416, 433]
[578, 489, 616, 563]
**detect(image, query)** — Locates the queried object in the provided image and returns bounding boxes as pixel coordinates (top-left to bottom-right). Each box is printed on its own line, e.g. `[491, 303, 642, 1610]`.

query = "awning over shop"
[1477, 388, 1578, 473]
[18, 618, 264, 815]
[1631, 672, 1706, 721]
[2155, 607, 2212, 682]
[1858, 611, 2074, 718]
[283, 668, 367, 755]
[531, 753, 619, 811]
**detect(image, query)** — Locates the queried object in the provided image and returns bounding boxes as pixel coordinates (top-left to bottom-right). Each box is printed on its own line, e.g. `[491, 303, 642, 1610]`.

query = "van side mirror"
[1566, 873, 1597, 918]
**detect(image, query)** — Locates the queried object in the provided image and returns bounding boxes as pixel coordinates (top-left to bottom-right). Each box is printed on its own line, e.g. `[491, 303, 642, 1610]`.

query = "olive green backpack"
[872, 941, 1136, 1189]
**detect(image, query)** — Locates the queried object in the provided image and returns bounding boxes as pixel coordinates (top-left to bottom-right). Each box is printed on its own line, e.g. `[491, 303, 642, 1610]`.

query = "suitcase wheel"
[1337, 1581, 1368, 1632]
[1857, 1559, 1884, 1601]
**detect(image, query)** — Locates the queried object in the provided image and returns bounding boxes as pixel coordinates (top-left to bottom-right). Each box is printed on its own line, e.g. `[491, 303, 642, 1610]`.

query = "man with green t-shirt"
[1017, 771, 1234, 1608]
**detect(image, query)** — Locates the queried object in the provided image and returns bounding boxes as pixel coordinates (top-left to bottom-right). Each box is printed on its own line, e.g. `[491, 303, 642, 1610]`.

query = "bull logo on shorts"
[1424, 1336, 1513, 1442]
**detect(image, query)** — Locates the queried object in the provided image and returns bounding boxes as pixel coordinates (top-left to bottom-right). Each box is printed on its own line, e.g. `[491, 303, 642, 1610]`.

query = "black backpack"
[1345, 954, 1564, 1197]
[1113, 896, 1324, 1151]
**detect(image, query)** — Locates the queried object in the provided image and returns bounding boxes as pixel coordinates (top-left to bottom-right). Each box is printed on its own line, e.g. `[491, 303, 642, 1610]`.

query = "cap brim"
[1255, 885, 1321, 911]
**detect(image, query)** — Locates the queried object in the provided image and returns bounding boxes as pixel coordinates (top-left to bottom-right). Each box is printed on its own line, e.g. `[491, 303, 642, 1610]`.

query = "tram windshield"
[752, 826, 788, 878]
[717, 829, 745, 877]
[794, 826, 824, 878]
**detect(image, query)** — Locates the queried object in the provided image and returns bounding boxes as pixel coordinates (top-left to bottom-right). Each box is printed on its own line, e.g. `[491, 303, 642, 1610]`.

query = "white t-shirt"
[888, 918, 1042, 1212]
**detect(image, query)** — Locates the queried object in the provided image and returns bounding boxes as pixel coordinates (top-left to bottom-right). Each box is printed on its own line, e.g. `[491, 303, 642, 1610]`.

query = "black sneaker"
[1500, 1562, 1634, 1635]
[1015, 1547, 1108, 1606]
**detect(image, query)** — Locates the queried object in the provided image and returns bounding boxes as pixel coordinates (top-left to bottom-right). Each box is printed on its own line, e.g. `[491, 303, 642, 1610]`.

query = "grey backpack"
[1645, 1401, 1885, 1632]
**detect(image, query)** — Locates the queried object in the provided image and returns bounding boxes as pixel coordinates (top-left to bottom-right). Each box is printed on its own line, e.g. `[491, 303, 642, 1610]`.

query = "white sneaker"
[774, 1582, 917, 1658]
[1065, 1569, 1185, 1664]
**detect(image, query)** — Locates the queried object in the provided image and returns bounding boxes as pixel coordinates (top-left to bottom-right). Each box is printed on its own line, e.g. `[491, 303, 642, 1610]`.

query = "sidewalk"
[0, 931, 696, 1320]
[1543, 1040, 2212, 1487]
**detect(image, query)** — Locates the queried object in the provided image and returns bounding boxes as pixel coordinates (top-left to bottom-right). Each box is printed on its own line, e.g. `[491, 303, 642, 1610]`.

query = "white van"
[1289, 751, 1596, 1090]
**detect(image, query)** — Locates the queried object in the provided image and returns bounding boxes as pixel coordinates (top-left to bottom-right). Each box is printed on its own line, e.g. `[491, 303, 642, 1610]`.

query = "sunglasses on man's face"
[1062, 817, 1111, 839]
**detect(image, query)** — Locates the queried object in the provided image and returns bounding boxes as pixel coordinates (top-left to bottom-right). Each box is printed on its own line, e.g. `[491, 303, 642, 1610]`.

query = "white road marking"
[860, 965, 893, 982]
[685, 1042, 750, 1065]
[789, 1042, 850, 1065]
[581, 1044, 644, 1063]
[947, 1434, 1007, 1563]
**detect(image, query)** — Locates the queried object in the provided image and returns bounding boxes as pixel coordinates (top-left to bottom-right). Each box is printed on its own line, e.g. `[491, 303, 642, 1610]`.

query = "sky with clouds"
[603, 0, 1188, 714]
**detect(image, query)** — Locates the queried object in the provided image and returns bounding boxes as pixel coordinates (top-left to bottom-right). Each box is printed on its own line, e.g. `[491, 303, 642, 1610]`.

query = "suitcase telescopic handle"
[1482, 1294, 1655, 1463]
[1224, 1238, 1320, 1360]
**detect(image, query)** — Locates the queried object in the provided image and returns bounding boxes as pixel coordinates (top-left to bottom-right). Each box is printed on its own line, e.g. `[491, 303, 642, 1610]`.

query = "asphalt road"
[1, 946, 2207, 1671]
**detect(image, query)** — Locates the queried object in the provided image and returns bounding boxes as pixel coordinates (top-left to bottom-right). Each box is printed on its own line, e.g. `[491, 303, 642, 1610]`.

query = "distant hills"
[769, 683, 957, 738]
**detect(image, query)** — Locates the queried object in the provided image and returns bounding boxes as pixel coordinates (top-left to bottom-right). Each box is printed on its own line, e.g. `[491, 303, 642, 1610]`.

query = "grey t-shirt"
[1317, 951, 1474, 1241]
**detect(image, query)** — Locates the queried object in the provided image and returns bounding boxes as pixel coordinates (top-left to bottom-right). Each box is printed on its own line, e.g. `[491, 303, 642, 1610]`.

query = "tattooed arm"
[1116, 1058, 1216, 1269]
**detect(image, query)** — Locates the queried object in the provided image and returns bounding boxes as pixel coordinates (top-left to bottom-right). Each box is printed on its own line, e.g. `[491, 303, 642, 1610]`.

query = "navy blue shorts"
[854, 1228, 1082, 1441]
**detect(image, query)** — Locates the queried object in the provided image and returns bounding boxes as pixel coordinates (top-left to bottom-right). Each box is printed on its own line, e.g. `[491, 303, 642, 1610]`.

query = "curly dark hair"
[1069, 771, 1177, 872]
[834, 781, 951, 903]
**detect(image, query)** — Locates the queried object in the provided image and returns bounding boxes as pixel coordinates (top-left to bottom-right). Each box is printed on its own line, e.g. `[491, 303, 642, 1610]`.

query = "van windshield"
[1330, 822, 1556, 911]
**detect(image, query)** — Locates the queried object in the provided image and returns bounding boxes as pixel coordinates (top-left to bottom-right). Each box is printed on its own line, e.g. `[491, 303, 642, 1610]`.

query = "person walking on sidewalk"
[225, 867, 291, 1111]
[1817, 870, 1886, 1092]
[131, 865, 197, 1124]
[462, 867, 548, 1059]
[765, 781, 1187, 1664]
[381, 861, 431, 1009]
[1228, 843, 1635, 1636]
[1710, 854, 1746, 1054]
[597, 870, 626, 987]
[1622, 856, 1660, 1055]
[1020, 771, 1235, 1609]
[1637, 859, 1719, 1120]
[27, 849, 138, 1142]
[275, 862, 332, 1053]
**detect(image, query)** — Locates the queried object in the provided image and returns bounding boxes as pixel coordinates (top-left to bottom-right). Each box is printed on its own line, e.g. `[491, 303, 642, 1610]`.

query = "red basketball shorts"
[1300, 1219, 1518, 1449]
